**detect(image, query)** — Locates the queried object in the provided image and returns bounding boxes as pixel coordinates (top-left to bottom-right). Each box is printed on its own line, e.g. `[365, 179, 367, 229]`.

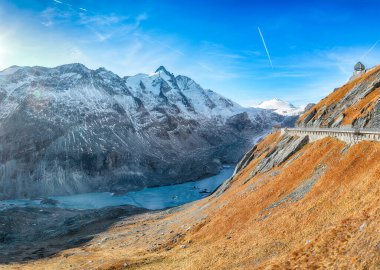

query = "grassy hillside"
[5, 131, 379, 270]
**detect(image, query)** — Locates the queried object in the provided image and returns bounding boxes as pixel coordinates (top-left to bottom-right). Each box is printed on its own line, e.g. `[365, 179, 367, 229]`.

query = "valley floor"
[2, 133, 380, 269]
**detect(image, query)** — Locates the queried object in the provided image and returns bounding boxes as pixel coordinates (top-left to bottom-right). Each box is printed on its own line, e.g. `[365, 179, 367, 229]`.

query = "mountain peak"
[155, 66, 170, 74]
[259, 98, 290, 105]
[254, 98, 304, 116]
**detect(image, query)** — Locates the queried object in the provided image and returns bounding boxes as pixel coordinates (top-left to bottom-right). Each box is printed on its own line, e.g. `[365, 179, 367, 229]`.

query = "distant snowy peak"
[258, 98, 297, 110]
[254, 98, 304, 116]
[124, 66, 241, 118]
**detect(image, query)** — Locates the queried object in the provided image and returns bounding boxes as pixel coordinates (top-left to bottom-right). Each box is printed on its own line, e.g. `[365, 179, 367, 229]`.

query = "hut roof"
[354, 61, 365, 71]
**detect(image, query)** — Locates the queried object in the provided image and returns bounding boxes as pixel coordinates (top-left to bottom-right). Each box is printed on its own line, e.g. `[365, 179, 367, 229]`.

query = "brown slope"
[4, 132, 379, 270]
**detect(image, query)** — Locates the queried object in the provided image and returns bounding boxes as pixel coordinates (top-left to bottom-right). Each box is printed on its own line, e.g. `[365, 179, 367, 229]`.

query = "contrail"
[360, 40, 379, 60]
[258, 27, 273, 68]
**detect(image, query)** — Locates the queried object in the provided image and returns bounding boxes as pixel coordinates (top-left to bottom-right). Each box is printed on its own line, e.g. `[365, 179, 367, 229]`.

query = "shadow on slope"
[0, 205, 147, 264]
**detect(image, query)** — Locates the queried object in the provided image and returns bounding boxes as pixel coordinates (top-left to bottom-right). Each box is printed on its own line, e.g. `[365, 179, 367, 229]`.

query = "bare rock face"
[297, 67, 380, 129]
[233, 145, 258, 175]
[221, 134, 309, 196]
[369, 101, 380, 127]
[0, 64, 294, 199]
[252, 135, 309, 176]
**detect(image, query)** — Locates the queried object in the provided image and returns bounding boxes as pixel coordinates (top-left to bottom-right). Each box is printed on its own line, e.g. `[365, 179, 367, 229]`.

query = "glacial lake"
[0, 166, 234, 211]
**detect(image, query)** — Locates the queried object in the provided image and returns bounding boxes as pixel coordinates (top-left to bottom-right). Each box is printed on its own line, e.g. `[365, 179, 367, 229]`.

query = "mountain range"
[0, 64, 297, 199]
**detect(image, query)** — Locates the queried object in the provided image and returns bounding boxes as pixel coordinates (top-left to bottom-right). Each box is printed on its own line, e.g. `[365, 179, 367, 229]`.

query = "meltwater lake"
[0, 166, 234, 211]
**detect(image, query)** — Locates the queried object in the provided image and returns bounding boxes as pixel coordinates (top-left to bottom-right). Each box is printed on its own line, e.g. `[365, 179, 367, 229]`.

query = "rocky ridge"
[297, 66, 380, 128]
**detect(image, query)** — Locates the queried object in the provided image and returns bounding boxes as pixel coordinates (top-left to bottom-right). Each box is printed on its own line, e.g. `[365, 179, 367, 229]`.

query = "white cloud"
[78, 13, 128, 26]
[41, 7, 71, 27]
[136, 13, 148, 25]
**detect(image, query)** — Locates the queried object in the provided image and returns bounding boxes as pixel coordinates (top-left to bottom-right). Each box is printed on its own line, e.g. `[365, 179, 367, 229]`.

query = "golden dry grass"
[3, 134, 379, 270]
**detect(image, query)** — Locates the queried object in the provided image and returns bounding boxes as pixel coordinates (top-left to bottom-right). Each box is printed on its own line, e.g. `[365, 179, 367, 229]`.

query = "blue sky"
[1, 0, 380, 106]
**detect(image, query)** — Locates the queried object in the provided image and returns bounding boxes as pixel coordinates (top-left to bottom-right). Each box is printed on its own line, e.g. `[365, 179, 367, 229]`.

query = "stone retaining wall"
[281, 128, 380, 144]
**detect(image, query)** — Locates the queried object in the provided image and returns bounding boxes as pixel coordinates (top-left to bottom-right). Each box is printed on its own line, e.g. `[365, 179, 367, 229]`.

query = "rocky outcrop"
[251, 135, 309, 175]
[368, 100, 380, 127]
[297, 66, 380, 128]
[233, 145, 257, 175]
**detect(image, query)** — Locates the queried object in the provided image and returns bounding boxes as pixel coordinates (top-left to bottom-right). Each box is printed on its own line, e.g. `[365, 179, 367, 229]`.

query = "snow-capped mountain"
[254, 98, 305, 116]
[0, 64, 296, 199]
